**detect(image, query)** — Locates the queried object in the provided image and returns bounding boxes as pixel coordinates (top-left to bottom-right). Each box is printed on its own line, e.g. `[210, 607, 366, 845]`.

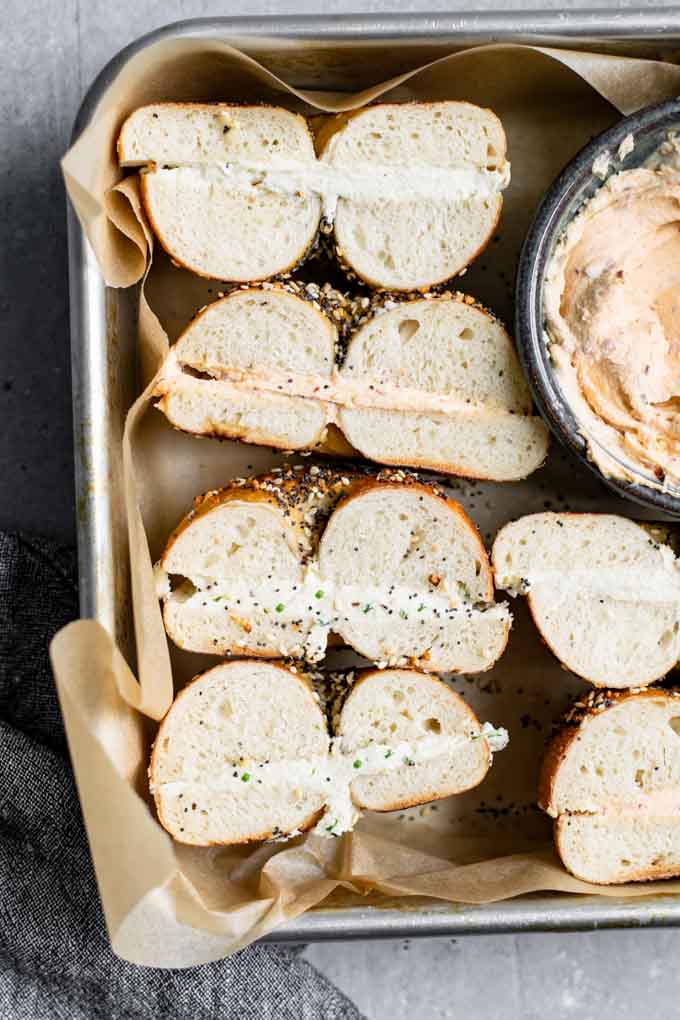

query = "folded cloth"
[0, 533, 363, 1020]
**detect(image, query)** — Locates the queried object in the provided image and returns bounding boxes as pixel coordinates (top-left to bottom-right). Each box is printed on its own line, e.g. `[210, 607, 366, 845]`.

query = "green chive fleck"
[384, 750, 393, 759]
[399, 610, 408, 620]
[275, 603, 285, 613]
[417, 603, 426, 613]
[353, 759, 362, 769]
[241, 772, 251, 782]
[403, 756, 415, 766]
[315, 589, 324, 599]
[362, 604, 373, 614]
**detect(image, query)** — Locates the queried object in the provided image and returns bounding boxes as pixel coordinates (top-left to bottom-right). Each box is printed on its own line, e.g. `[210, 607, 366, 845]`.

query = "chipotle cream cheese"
[156, 349, 523, 420]
[544, 139, 680, 489]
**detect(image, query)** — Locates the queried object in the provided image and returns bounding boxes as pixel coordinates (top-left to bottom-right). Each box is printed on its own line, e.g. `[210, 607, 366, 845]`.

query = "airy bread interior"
[556, 815, 680, 885]
[119, 104, 321, 281]
[338, 669, 490, 811]
[119, 103, 317, 166]
[492, 513, 680, 688]
[150, 661, 329, 845]
[141, 167, 320, 281]
[540, 691, 680, 884]
[318, 101, 509, 290]
[541, 692, 680, 817]
[337, 295, 548, 480]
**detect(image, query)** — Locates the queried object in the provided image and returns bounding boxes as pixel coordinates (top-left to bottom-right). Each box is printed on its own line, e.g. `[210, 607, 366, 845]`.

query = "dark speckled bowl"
[515, 97, 680, 516]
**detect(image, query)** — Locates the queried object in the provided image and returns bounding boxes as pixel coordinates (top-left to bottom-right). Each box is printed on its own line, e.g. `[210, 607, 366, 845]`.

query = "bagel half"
[119, 103, 321, 281]
[492, 513, 680, 688]
[155, 282, 339, 450]
[150, 660, 329, 845]
[317, 101, 509, 290]
[337, 668, 492, 812]
[540, 689, 680, 884]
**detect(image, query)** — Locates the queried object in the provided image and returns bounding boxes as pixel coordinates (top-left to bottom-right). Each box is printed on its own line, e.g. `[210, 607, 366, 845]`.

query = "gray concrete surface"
[3, 0, 680, 1014]
[306, 930, 675, 1019]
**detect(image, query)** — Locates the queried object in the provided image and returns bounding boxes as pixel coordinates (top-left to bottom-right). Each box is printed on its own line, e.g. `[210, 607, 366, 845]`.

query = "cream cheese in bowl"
[545, 136, 680, 490]
[516, 99, 680, 514]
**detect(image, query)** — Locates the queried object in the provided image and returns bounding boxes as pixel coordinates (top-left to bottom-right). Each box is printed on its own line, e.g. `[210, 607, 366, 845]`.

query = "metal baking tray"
[68, 9, 680, 941]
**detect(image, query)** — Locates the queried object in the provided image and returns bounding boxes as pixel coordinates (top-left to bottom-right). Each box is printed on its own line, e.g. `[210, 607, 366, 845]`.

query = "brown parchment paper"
[57, 35, 680, 967]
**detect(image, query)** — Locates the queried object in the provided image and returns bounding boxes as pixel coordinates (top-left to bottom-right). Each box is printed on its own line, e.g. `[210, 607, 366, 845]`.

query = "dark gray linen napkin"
[0, 533, 363, 1020]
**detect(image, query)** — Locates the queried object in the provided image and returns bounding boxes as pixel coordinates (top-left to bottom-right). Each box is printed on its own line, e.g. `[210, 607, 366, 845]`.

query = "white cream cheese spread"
[148, 157, 511, 224]
[495, 560, 680, 605]
[153, 725, 509, 839]
[160, 566, 511, 663]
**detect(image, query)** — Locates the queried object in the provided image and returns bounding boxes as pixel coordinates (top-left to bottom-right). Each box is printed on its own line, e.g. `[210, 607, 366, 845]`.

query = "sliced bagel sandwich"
[540, 688, 680, 884]
[155, 465, 511, 671]
[155, 290, 548, 481]
[150, 660, 507, 845]
[492, 513, 680, 688]
[316, 101, 510, 290]
[118, 103, 321, 281]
